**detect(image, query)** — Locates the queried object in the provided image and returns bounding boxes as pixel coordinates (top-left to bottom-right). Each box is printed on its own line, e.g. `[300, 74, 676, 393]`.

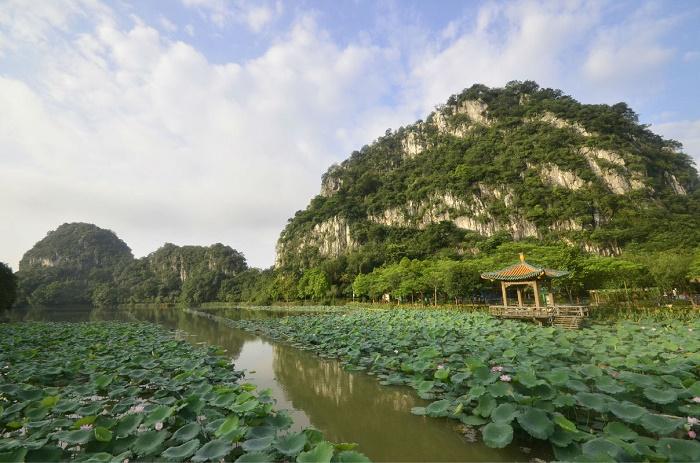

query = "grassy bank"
[192, 308, 700, 462]
[0, 322, 368, 462]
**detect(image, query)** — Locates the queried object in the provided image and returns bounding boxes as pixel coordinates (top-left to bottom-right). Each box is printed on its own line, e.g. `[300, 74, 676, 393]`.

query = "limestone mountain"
[276, 81, 699, 272]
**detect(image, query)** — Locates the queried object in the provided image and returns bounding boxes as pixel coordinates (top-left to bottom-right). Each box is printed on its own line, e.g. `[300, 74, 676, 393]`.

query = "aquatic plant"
[203, 308, 700, 461]
[0, 322, 369, 462]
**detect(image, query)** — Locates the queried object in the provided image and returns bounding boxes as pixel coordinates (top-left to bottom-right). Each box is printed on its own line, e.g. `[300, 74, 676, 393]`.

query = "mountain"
[15, 223, 249, 307]
[16, 223, 133, 305]
[275, 81, 699, 273]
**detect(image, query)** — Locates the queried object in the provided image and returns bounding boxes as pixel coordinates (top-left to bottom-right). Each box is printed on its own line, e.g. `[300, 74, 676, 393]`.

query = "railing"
[489, 305, 588, 318]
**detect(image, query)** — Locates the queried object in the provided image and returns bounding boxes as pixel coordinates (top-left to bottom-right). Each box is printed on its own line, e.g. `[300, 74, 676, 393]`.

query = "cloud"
[654, 120, 700, 165]
[180, 0, 281, 31]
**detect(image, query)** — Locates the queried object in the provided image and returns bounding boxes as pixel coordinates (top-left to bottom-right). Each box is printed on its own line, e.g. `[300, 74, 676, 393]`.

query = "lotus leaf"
[603, 422, 637, 441]
[655, 438, 700, 462]
[241, 437, 274, 452]
[490, 403, 519, 424]
[296, 441, 334, 463]
[609, 401, 647, 422]
[131, 431, 167, 456]
[516, 408, 554, 440]
[275, 433, 307, 456]
[639, 414, 684, 435]
[481, 423, 513, 449]
[172, 423, 201, 443]
[161, 439, 200, 461]
[191, 439, 232, 462]
[575, 392, 610, 413]
[334, 450, 372, 462]
[643, 387, 678, 404]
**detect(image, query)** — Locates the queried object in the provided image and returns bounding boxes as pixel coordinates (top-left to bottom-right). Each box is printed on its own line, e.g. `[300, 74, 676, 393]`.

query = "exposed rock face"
[276, 216, 358, 267]
[532, 163, 588, 190]
[533, 111, 591, 137]
[579, 147, 645, 194]
[320, 164, 344, 197]
[401, 130, 425, 158]
[665, 172, 687, 195]
[368, 190, 539, 239]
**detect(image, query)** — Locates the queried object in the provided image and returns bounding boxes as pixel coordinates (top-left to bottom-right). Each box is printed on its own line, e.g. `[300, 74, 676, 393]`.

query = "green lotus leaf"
[172, 423, 201, 443]
[161, 439, 200, 461]
[215, 416, 239, 438]
[582, 438, 624, 460]
[192, 439, 232, 462]
[617, 371, 657, 388]
[565, 379, 589, 392]
[55, 429, 93, 445]
[131, 430, 167, 456]
[575, 392, 610, 413]
[241, 436, 274, 453]
[434, 367, 450, 380]
[609, 401, 647, 422]
[552, 394, 576, 408]
[416, 381, 434, 394]
[94, 426, 113, 443]
[472, 366, 494, 383]
[275, 432, 307, 456]
[655, 438, 700, 462]
[579, 365, 603, 378]
[115, 414, 143, 438]
[474, 395, 496, 418]
[458, 414, 487, 426]
[544, 369, 569, 386]
[594, 376, 625, 394]
[296, 441, 334, 463]
[516, 408, 554, 440]
[687, 381, 700, 396]
[25, 446, 63, 462]
[639, 414, 684, 435]
[643, 387, 677, 404]
[410, 407, 426, 416]
[426, 400, 451, 416]
[552, 413, 577, 433]
[515, 371, 539, 388]
[450, 372, 471, 384]
[334, 450, 371, 462]
[143, 405, 173, 427]
[481, 422, 513, 449]
[491, 403, 519, 424]
[94, 374, 114, 390]
[488, 381, 512, 398]
[0, 448, 27, 463]
[235, 452, 273, 462]
[603, 422, 637, 441]
[266, 411, 293, 429]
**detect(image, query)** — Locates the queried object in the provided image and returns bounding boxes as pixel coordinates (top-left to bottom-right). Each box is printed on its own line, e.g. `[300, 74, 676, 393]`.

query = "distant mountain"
[17, 222, 133, 305]
[276, 81, 699, 272]
[15, 223, 248, 307]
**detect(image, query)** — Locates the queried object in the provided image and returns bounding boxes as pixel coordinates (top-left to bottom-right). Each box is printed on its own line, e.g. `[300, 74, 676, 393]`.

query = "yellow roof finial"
[519, 252, 525, 263]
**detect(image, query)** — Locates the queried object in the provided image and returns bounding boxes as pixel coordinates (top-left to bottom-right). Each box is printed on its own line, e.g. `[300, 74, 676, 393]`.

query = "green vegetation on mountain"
[0, 262, 17, 310]
[10, 82, 700, 308]
[16, 223, 133, 306]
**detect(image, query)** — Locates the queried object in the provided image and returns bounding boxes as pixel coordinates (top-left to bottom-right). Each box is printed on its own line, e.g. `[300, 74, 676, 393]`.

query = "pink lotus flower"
[80, 424, 93, 431]
[689, 417, 700, 426]
[692, 397, 700, 403]
[437, 364, 445, 370]
[500, 375, 512, 382]
[689, 430, 697, 439]
[491, 366, 504, 372]
[155, 422, 163, 431]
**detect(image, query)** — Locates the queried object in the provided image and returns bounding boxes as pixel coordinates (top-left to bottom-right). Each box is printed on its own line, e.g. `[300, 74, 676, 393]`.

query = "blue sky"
[1, 0, 699, 270]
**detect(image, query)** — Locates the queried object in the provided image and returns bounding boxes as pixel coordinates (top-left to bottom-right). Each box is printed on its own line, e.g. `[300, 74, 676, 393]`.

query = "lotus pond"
[0, 322, 370, 462]
[203, 308, 700, 462]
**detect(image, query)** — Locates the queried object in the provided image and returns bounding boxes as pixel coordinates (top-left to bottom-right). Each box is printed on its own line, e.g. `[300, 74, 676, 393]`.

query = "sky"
[1, 0, 699, 271]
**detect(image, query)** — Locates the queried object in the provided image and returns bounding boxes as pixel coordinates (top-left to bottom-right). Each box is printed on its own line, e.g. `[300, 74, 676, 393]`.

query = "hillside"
[16, 223, 133, 305]
[276, 81, 700, 273]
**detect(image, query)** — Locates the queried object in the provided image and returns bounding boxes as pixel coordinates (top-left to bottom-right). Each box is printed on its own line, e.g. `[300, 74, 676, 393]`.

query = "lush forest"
[0, 262, 17, 310]
[9, 82, 700, 308]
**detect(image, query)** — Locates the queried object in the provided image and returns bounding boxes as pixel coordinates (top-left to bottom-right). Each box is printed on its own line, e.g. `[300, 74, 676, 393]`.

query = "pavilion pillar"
[501, 281, 507, 307]
[516, 287, 523, 307]
[532, 280, 540, 309]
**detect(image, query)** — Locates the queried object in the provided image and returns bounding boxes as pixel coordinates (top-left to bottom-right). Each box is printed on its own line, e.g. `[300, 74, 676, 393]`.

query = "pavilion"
[480, 253, 587, 328]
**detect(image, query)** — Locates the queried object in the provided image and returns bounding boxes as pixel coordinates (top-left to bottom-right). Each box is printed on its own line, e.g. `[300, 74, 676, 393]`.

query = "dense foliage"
[0, 322, 368, 462]
[0, 262, 17, 310]
[16, 223, 133, 307]
[200, 308, 700, 461]
[277, 81, 700, 289]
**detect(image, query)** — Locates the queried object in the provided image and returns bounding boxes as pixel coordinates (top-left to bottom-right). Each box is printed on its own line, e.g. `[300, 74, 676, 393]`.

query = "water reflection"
[4, 307, 531, 462]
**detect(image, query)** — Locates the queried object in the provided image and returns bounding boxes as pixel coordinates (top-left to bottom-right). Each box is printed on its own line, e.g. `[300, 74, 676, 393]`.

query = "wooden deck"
[489, 305, 588, 329]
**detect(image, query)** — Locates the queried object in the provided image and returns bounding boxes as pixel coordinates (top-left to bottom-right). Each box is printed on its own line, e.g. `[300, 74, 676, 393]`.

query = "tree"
[297, 268, 330, 302]
[0, 262, 17, 310]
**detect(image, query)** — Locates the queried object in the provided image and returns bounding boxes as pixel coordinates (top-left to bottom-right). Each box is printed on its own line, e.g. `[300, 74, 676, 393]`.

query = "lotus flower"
[689, 417, 700, 426]
[500, 374, 512, 382]
[689, 430, 697, 439]
[155, 422, 163, 431]
[437, 364, 445, 370]
[393, 349, 399, 354]
[58, 441, 68, 449]
[692, 397, 700, 403]
[491, 366, 504, 372]
[80, 424, 93, 431]
[129, 404, 145, 413]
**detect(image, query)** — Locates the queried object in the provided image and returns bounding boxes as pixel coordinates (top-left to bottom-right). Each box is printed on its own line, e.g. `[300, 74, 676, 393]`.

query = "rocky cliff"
[276, 81, 699, 270]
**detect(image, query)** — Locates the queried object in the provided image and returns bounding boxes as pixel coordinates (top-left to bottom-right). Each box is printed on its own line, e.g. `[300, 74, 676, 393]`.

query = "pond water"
[5, 306, 534, 462]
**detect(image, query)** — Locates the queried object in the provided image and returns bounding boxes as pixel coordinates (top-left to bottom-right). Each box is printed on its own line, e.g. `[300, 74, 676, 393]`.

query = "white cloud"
[654, 120, 700, 165]
[180, 0, 281, 32]
[158, 15, 178, 33]
[184, 24, 195, 37]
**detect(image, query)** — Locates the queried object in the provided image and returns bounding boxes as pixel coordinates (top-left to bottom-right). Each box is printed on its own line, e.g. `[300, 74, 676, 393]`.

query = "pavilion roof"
[480, 254, 569, 282]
